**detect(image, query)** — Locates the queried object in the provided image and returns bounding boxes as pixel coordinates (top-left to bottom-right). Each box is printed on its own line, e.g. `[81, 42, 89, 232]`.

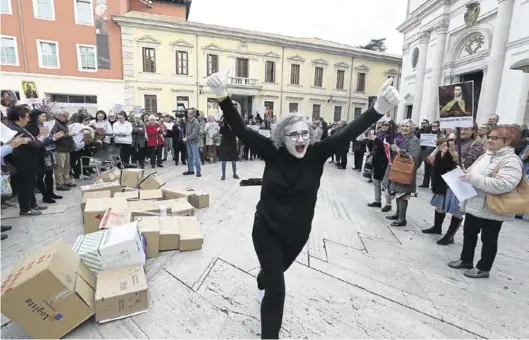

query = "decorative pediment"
[170, 39, 194, 49]
[287, 55, 305, 63]
[135, 35, 161, 46]
[334, 61, 350, 69]
[404, 93, 413, 102]
[311, 58, 328, 66]
[264, 51, 281, 59]
[202, 43, 222, 51]
[354, 64, 370, 72]
[385, 68, 398, 76]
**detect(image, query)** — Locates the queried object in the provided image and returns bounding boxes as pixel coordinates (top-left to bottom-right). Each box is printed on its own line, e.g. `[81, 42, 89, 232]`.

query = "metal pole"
[455, 127, 463, 167]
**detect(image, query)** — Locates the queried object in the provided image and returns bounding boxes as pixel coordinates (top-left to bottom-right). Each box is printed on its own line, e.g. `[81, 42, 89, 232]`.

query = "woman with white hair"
[204, 114, 220, 162]
[206, 71, 401, 339]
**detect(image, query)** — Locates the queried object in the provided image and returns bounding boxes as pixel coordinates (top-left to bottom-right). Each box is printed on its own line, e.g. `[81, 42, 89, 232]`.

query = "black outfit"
[171, 123, 187, 165]
[218, 118, 238, 161]
[26, 122, 57, 200]
[460, 213, 502, 271]
[431, 151, 455, 196]
[352, 138, 366, 170]
[218, 96, 382, 339]
[371, 137, 390, 181]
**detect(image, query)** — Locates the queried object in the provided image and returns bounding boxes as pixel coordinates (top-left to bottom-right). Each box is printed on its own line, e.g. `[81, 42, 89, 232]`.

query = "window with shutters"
[336, 70, 345, 90]
[265, 61, 275, 83]
[176, 51, 188, 75]
[312, 104, 321, 119]
[356, 72, 366, 92]
[333, 106, 342, 121]
[236, 58, 249, 78]
[289, 103, 299, 113]
[314, 67, 323, 87]
[142, 47, 156, 73]
[144, 95, 157, 114]
[207, 54, 218, 76]
[290, 64, 300, 85]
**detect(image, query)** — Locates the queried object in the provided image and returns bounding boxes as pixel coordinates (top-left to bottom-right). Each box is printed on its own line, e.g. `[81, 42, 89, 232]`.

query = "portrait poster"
[439, 81, 474, 129]
[1, 90, 18, 107]
[95, 0, 110, 68]
[21, 81, 39, 101]
[207, 98, 219, 116]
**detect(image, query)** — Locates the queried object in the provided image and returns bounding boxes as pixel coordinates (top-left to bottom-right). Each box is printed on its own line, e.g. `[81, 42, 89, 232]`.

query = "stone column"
[411, 31, 430, 123]
[476, 66, 488, 120]
[427, 21, 449, 123]
[477, 0, 515, 123]
[397, 43, 410, 122]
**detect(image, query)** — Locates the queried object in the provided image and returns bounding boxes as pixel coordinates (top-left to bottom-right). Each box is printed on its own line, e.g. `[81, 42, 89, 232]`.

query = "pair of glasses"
[488, 136, 504, 141]
[381, 124, 389, 127]
[287, 131, 310, 142]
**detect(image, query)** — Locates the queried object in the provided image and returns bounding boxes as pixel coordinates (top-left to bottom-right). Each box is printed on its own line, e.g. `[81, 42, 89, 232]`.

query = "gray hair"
[270, 114, 315, 148]
[55, 108, 69, 117]
[399, 119, 414, 128]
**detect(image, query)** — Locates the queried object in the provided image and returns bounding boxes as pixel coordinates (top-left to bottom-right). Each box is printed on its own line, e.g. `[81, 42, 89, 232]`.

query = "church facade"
[396, 0, 529, 125]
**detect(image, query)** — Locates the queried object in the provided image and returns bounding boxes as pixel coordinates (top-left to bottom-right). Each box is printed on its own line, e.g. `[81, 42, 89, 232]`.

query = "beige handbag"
[389, 154, 415, 185]
[486, 160, 529, 215]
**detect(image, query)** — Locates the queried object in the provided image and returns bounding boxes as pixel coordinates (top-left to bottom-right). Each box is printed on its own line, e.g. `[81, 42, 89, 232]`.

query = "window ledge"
[288, 84, 302, 87]
[311, 86, 325, 90]
[334, 88, 347, 92]
[39, 65, 60, 70]
[139, 72, 161, 75]
[35, 16, 55, 21]
[172, 74, 193, 77]
[1, 62, 19, 67]
[79, 68, 97, 73]
[355, 90, 366, 94]
[75, 21, 94, 26]
[263, 81, 278, 84]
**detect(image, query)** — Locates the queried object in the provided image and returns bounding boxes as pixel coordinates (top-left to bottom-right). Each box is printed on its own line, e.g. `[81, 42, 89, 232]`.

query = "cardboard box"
[81, 190, 111, 211]
[159, 217, 180, 251]
[81, 181, 121, 197]
[73, 222, 146, 274]
[162, 188, 210, 209]
[138, 172, 166, 190]
[0, 240, 96, 339]
[139, 189, 163, 201]
[92, 168, 121, 184]
[114, 190, 139, 201]
[161, 199, 195, 216]
[135, 217, 161, 258]
[121, 187, 137, 192]
[120, 169, 144, 188]
[95, 265, 148, 323]
[83, 198, 128, 234]
[178, 216, 203, 251]
[128, 199, 193, 217]
[99, 209, 132, 230]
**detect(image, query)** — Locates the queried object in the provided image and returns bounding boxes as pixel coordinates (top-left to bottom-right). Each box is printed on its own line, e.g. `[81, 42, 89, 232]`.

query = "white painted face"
[285, 121, 310, 159]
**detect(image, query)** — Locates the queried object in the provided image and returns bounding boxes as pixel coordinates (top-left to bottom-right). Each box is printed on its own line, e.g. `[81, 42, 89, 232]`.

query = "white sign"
[439, 116, 474, 129]
[42, 120, 55, 131]
[1, 123, 17, 144]
[165, 123, 174, 130]
[441, 167, 478, 202]
[258, 129, 271, 138]
[112, 104, 124, 113]
[420, 133, 438, 147]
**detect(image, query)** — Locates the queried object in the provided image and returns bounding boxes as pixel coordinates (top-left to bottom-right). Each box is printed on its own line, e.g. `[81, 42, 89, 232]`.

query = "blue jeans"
[187, 142, 201, 173]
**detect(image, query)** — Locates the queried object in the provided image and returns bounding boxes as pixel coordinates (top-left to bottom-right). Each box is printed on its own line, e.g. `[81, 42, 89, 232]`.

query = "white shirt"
[112, 121, 133, 145]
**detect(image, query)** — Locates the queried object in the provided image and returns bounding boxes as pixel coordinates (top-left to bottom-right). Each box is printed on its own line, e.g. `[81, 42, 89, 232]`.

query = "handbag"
[389, 154, 415, 185]
[486, 160, 529, 214]
[1, 172, 12, 196]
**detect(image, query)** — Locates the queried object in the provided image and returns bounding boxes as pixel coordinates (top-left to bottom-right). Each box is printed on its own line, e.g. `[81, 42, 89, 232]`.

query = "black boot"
[422, 211, 446, 234]
[437, 216, 462, 245]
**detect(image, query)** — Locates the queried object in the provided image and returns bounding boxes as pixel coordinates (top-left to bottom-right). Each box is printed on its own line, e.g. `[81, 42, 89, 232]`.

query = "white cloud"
[188, 0, 407, 55]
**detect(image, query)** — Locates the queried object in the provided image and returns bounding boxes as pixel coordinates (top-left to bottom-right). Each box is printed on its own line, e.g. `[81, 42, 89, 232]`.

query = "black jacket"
[51, 119, 74, 153]
[431, 149, 456, 196]
[4, 123, 50, 173]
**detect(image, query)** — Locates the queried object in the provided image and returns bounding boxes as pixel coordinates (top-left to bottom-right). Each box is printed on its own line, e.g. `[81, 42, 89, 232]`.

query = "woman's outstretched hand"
[205, 70, 230, 99]
[373, 78, 401, 114]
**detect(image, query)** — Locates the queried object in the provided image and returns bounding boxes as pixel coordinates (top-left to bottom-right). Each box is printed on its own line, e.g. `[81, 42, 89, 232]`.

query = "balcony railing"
[229, 77, 259, 86]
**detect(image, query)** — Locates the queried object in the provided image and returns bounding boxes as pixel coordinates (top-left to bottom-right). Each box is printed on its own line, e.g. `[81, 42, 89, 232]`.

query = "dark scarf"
[394, 132, 406, 148]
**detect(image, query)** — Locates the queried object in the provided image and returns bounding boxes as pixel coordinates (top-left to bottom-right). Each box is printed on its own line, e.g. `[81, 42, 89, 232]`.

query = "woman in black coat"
[218, 114, 239, 180]
[171, 118, 187, 165]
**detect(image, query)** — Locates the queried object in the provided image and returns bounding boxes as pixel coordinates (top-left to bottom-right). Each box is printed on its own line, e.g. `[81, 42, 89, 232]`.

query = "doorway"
[405, 105, 412, 119]
[458, 71, 483, 120]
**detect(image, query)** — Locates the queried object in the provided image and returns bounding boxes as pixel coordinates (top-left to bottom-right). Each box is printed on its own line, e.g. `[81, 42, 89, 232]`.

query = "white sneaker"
[256, 289, 265, 302]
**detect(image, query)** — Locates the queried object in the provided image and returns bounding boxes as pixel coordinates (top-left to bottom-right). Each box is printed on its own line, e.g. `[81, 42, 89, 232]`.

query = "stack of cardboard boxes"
[1, 168, 210, 338]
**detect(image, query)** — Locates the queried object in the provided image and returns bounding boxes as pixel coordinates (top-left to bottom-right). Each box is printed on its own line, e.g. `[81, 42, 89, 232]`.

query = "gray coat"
[131, 121, 146, 148]
[382, 134, 421, 194]
[460, 147, 523, 222]
[185, 118, 201, 144]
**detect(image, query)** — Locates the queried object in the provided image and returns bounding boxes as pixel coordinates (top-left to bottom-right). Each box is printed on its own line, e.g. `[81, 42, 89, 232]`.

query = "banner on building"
[95, 0, 110, 69]
[439, 81, 474, 129]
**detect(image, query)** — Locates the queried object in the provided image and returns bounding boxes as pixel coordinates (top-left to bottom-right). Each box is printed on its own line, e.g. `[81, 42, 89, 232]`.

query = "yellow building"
[113, 12, 402, 122]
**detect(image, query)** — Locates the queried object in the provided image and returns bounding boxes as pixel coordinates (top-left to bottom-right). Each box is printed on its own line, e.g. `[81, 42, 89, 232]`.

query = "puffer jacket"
[461, 147, 523, 222]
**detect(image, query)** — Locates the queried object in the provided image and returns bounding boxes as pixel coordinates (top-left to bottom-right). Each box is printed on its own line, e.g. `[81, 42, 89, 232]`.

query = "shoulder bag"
[389, 154, 415, 185]
[486, 158, 529, 214]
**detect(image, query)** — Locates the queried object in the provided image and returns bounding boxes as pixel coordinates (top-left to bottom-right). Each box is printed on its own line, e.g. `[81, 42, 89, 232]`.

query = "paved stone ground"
[1, 156, 529, 339]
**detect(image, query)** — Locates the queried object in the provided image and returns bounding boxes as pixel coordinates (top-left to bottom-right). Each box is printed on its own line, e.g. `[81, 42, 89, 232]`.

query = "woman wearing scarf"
[367, 120, 396, 211]
[382, 119, 421, 226]
[131, 113, 146, 169]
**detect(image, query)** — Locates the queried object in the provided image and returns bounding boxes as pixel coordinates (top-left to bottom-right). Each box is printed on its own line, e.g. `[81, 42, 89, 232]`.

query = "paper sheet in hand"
[1, 123, 17, 143]
[441, 168, 477, 202]
[165, 123, 174, 130]
[420, 133, 437, 147]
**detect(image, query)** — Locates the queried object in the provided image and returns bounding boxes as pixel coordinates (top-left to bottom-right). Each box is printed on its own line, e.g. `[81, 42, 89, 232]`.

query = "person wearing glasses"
[206, 71, 401, 339]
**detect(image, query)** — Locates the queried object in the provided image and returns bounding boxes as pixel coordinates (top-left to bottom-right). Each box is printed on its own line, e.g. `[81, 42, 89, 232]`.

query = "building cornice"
[113, 13, 402, 64]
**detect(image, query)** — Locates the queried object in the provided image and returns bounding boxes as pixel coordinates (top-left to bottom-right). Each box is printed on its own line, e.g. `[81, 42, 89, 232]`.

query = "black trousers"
[252, 216, 309, 339]
[174, 141, 187, 164]
[353, 151, 364, 169]
[70, 150, 82, 176]
[12, 170, 37, 212]
[131, 145, 145, 166]
[116, 143, 132, 165]
[36, 170, 54, 200]
[147, 145, 162, 166]
[460, 213, 503, 271]
[338, 153, 348, 168]
[422, 162, 432, 186]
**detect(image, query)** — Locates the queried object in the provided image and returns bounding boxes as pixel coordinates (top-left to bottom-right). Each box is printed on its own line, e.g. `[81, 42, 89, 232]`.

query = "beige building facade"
[113, 11, 402, 122]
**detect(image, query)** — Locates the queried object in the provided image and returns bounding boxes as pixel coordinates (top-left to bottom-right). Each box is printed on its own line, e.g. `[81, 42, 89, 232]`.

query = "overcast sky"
[188, 0, 408, 55]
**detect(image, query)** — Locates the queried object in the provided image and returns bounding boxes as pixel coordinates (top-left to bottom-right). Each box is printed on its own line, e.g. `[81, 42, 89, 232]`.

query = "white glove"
[373, 78, 401, 114]
[205, 70, 229, 98]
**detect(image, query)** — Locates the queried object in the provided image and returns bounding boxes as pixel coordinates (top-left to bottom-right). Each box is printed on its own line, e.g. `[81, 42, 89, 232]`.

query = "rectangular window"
[290, 64, 300, 85]
[176, 51, 188, 75]
[333, 106, 342, 121]
[33, 0, 54, 20]
[265, 61, 275, 83]
[144, 95, 157, 114]
[289, 103, 299, 113]
[1, 36, 18, 65]
[37, 40, 59, 68]
[77, 44, 96, 71]
[354, 107, 362, 120]
[312, 104, 321, 119]
[207, 54, 218, 76]
[142, 47, 156, 73]
[207, 98, 218, 111]
[177, 96, 189, 110]
[336, 70, 345, 90]
[236, 58, 249, 78]
[356, 72, 366, 92]
[74, 0, 93, 25]
[48, 93, 97, 104]
[1, 0, 12, 14]
[314, 67, 323, 87]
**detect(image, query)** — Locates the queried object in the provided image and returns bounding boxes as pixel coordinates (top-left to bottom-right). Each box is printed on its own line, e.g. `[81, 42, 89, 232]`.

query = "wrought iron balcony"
[228, 77, 259, 86]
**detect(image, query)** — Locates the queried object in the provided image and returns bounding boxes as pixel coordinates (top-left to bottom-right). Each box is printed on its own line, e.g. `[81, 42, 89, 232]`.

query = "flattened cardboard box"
[99, 208, 132, 230]
[92, 168, 121, 184]
[73, 222, 146, 274]
[135, 217, 161, 258]
[83, 198, 128, 234]
[95, 265, 148, 323]
[162, 188, 210, 209]
[139, 189, 163, 201]
[81, 181, 121, 197]
[0, 239, 96, 339]
[120, 169, 144, 188]
[138, 172, 166, 190]
[114, 190, 139, 201]
[81, 190, 111, 211]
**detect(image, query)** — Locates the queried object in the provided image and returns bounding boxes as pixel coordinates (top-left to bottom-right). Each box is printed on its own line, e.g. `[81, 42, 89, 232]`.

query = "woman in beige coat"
[448, 125, 524, 278]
